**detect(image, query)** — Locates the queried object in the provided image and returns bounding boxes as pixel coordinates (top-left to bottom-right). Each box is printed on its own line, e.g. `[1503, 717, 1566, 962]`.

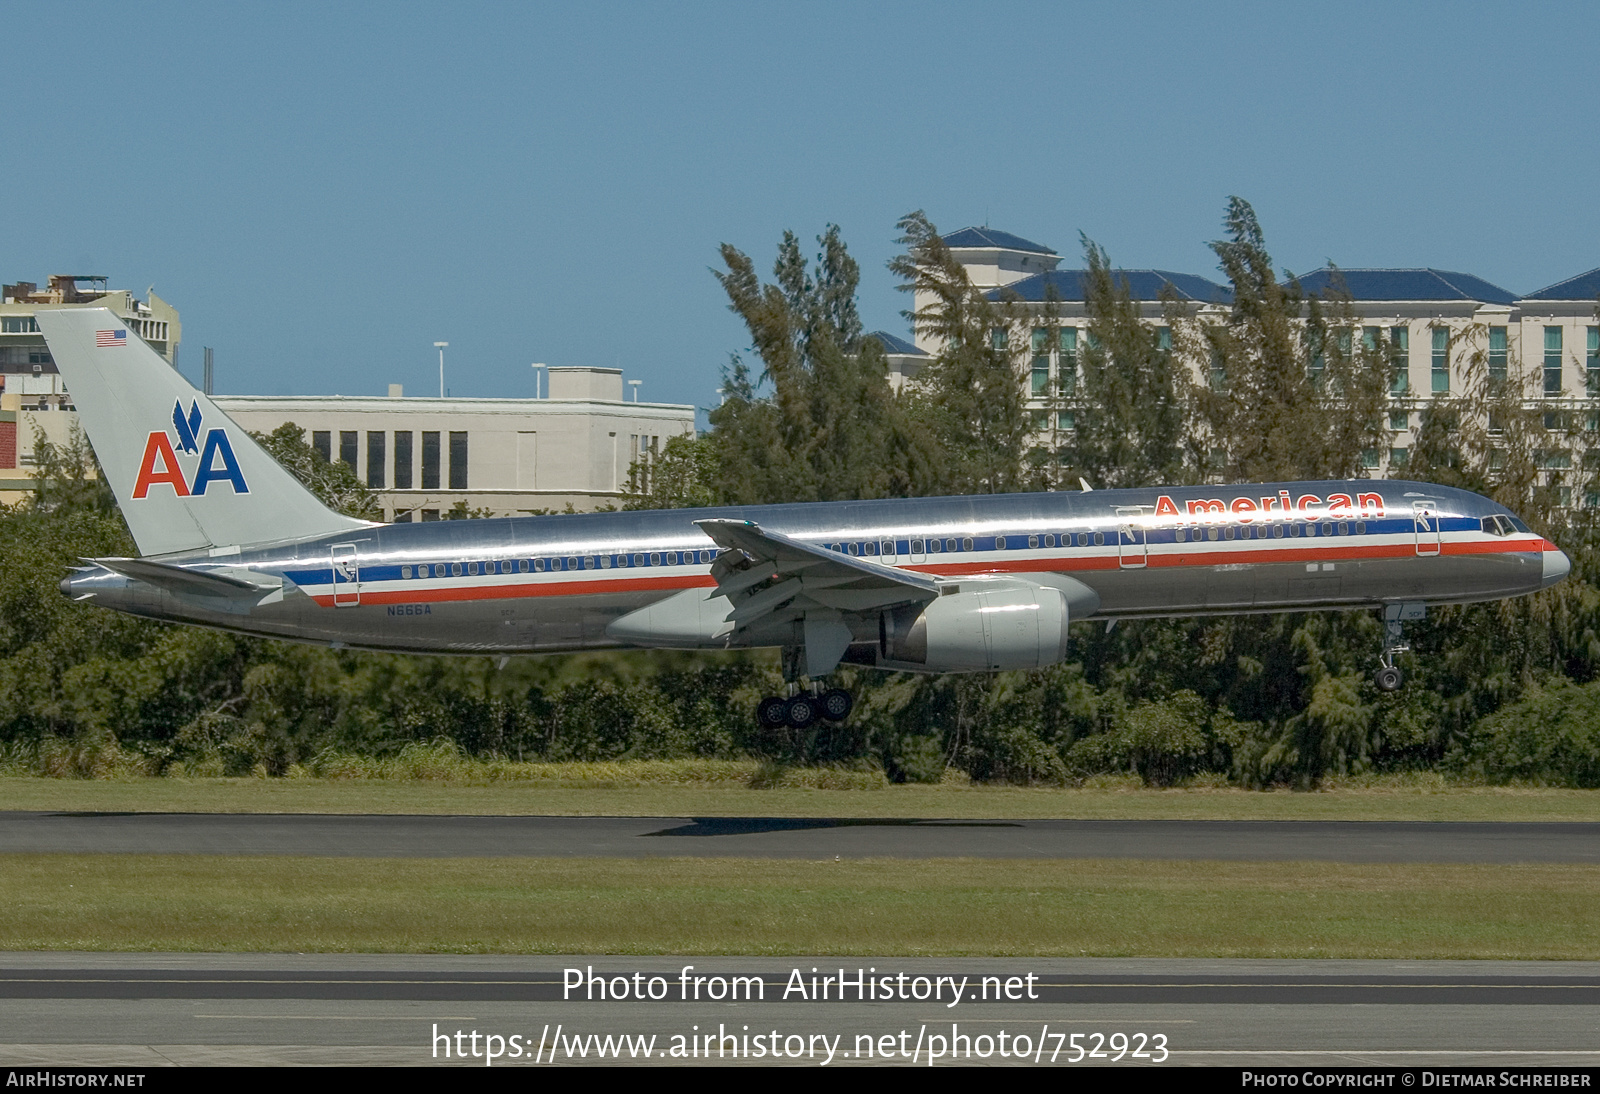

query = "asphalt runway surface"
[2, 811, 1599, 861]
[2, 955, 1599, 1067]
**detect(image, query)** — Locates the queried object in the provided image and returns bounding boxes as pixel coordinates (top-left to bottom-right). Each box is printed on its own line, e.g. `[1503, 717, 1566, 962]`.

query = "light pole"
[531, 362, 546, 400]
[628, 379, 642, 402]
[434, 342, 448, 398]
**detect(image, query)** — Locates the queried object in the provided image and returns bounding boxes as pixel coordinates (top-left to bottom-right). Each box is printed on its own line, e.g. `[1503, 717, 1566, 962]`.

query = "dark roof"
[990, 269, 1234, 305]
[1295, 268, 1516, 305]
[941, 226, 1056, 255]
[1522, 268, 1600, 302]
[865, 330, 927, 356]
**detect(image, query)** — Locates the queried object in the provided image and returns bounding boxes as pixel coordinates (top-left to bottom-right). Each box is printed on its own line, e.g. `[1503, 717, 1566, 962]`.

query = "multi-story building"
[215, 368, 695, 519]
[902, 229, 1599, 492]
[1, 276, 181, 504]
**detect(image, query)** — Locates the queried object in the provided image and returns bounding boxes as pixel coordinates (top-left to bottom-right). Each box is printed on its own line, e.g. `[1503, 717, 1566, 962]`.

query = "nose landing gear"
[1374, 603, 1424, 692]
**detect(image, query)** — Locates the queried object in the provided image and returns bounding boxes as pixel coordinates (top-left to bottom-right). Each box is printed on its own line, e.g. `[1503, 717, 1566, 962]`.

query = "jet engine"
[880, 580, 1072, 672]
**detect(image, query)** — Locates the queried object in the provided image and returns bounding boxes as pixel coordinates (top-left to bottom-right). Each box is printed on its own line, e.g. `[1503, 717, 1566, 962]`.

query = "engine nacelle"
[881, 581, 1071, 672]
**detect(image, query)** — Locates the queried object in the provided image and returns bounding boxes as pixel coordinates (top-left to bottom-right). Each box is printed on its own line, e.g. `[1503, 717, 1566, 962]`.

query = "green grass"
[2, 854, 1596, 958]
[2, 770, 1599, 821]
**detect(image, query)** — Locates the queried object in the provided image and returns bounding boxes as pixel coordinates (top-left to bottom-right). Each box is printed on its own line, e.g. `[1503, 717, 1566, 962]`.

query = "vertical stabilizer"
[36, 307, 372, 556]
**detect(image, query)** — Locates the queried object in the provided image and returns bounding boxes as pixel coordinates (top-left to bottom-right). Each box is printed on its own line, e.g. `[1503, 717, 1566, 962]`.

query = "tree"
[250, 423, 382, 520]
[708, 226, 935, 503]
[890, 211, 1030, 495]
[1181, 197, 1391, 483]
[1056, 237, 1193, 489]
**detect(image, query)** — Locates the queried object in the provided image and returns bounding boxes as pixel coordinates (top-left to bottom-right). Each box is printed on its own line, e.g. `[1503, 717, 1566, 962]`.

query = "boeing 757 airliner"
[37, 308, 1570, 730]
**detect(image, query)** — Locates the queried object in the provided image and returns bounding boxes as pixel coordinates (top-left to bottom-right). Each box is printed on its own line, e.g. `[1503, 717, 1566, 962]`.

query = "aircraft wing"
[694, 518, 937, 676]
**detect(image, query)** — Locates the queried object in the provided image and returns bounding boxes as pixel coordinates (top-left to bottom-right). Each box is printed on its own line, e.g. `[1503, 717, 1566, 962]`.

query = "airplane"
[38, 307, 1570, 730]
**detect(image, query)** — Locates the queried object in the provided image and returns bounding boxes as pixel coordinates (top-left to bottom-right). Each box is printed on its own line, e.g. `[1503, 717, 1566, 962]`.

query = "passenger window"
[401, 566, 412, 579]
[1339, 522, 1350, 535]
[650, 553, 661, 565]
[567, 557, 578, 570]
[584, 557, 595, 569]
[1028, 535, 1039, 549]
[1093, 532, 1105, 546]
[1224, 526, 1236, 540]
[1176, 528, 1188, 543]
[1273, 525, 1284, 538]
[1356, 522, 1366, 535]
[451, 563, 462, 577]
[467, 562, 478, 575]
[1044, 534, 1055, 547]
[520, 559, 530, 572]
[962, 537, 973, 551]
[911, 539, 923, 553]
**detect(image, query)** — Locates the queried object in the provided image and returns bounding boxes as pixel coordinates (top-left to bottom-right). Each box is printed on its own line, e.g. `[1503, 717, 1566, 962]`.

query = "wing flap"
[695, 518, 937, 676]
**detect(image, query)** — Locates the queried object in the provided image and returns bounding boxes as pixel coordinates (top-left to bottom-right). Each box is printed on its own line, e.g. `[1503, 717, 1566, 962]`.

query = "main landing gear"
[756, 645, 855, 728]
[757, 687, 854, 730]
[1374, 603, 1425, 692]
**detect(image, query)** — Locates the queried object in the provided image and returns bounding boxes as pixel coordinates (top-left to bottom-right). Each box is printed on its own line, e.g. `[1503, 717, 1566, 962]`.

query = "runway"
[2, 811, 1599, 861]
[2, 955, 1599, 1066]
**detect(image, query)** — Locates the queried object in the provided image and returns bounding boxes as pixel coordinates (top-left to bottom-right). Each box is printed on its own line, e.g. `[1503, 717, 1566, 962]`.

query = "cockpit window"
[1507, 516, 1531, 534]
[1481, 516, 1506, 536]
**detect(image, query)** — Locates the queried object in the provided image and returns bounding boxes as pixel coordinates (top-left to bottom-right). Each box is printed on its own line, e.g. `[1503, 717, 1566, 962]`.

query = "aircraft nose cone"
[58, 575, 74, 599]
[1543, 547, 1572, 589]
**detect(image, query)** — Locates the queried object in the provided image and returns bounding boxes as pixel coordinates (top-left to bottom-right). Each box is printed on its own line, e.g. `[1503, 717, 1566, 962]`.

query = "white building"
[215, 368, 695, 519]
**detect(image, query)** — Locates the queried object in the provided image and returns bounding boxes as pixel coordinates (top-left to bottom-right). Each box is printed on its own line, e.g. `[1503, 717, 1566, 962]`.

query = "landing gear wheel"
[1374, 665, 1403, 692]
[785, 696, 819, 729]
[757, 696, 790, 728]
[819, 688, 853, 722]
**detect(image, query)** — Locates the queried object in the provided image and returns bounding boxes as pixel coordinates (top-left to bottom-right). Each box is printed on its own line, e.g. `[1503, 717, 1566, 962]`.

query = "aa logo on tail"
[132, 400, 249, 499]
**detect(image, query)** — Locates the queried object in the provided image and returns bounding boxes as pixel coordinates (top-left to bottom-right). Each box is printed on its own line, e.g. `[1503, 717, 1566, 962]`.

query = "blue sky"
[8, 2, 1597, 411]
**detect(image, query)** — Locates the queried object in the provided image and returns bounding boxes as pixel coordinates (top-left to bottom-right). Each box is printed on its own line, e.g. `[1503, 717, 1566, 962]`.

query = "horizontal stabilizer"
[90, 557, 282, 600]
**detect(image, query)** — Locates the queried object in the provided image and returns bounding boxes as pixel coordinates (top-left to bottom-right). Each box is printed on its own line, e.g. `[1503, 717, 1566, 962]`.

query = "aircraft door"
[331, 543, 361, 606]
[1116, 506, 1148, 569]
[1412, 501, 1441, 557]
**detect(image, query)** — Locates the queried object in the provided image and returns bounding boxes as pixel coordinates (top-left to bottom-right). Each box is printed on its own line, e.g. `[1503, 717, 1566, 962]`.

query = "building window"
[312, 431, 331, 463]
[1057, 411, 1074, 431]
[1058, 328, 1077, 394]
[394, 511, 412, 523]
[339, 430, 358, 472]
[0, 317, 38, 333]
[1545, 326, 1563, 395]
[1209, 349, 1226, 391]
[1362, 326, 1381, 354]
[421, 508, 440, 521]
[1488, 326, 1508, 384]
[1156, 326, 1172, 353]
[1588, 327, 1599, 395]
[1030, 410, 1048, 430]
[366, 431, 386, 489]
[1361, 448, 1380, 469]
[1031, 328, 1050, 354]
[1030, 354, 1050, 396]
[393, 431, 413, 489]
[1390, 410, 1409, 431]
[421, 431, 441, 489]
[449, 431, 469, 489]
[1389, 326, 1409, 394]
[1390, 447, 1408, 469]
[1431, 327, 1449, 393]
[990, 327, 1008, 351]
[1489, 449, 1505, 470]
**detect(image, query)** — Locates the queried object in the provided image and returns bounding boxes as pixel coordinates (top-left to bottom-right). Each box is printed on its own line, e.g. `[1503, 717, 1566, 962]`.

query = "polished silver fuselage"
[64, 480, 1563, 658]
